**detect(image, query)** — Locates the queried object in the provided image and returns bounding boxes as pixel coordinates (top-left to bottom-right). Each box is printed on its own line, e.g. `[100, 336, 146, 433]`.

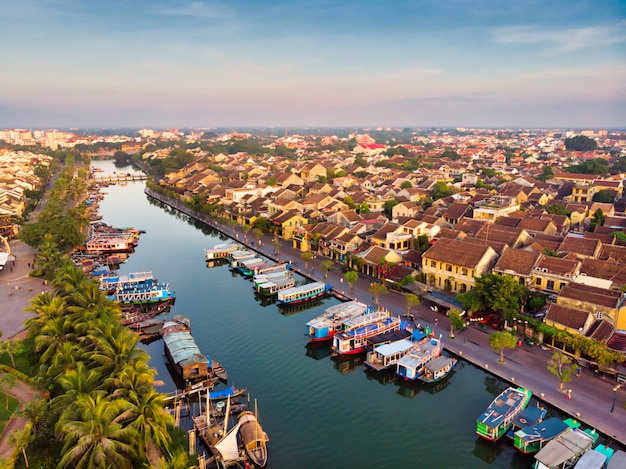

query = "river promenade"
[146, 187, 626, 446]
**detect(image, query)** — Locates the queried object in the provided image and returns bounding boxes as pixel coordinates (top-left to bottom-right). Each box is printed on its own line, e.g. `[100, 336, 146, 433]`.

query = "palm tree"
[89, 322, 149, 378]
[34, 315, 75, 366]
[57, 394, 136, 469]
[52, 362, 106, 417]
[25, 294, 66, 338]
[53, 262, 91, 298]
[107, 362, 156, 399]
[120, 389, 173, 459]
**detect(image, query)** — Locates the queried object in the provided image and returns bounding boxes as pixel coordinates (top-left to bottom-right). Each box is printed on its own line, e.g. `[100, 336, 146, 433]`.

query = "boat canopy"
[372, 338, 415, 357]
[162, 332, 207, 367]
[574, 449, 607, 469]
[534, 428, 596, 468]
[213, 421, 243, 462]
[209, 385, 237, 399]
[424, 355, 454, 373]
[515, 417, 571, 443]
[239, 412, 269, 451]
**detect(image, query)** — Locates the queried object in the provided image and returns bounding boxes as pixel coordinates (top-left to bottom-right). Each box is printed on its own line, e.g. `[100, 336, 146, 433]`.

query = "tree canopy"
[564, 135, 598, 151]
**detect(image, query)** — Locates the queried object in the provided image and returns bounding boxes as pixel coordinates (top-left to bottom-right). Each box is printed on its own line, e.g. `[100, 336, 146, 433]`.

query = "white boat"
[331, 310, 403, 356]
[204, 243, 239, 260]
[395, 335, 443, 381]
[533, 427, 599, 469]
[306, 300, 371, 342]
[365, 330, 428, 371]
[277, 282, 330, 305]
[256, 277, 296, 297]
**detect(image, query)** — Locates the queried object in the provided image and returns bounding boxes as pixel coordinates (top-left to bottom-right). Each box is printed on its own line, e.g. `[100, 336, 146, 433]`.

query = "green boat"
[514, 417, 580, 454]
[476, 386, 532, 442]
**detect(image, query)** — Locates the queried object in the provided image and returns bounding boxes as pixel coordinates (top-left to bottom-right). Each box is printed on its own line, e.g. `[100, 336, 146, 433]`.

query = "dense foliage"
[564, 135, 598, 151]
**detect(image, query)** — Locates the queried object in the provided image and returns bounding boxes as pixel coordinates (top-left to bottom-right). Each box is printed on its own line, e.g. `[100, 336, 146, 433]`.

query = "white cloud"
[493, 21, 626, 52]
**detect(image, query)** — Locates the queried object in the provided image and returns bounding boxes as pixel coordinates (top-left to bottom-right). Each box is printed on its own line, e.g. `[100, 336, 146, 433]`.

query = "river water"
[92, 160, 574, 469]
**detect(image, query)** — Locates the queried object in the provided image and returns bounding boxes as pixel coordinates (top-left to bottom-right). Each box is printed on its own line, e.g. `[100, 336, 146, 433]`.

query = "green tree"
[400, 180, 412, 189]
[447, 309, 465, 339]
[590, 208, 605, 232]
[301, 251, 314, 270]
[265, 176, 277, 186]
[343, 196, 356, 210]
[488, 331, 517, 363]
[537, 166, 554, 181]
[359, 202, 370, 214]
[384, 200, 399, 218]
[251, 217, 272, 233]
[463, 273, 526, 325]
[405, 293, 420, 316]
[319, 259, 334, 279]
[343, 271, 358, 291]
[441, 148, 461, 160]
[0, 372, 16, 409]
[0, 339, 21, 368]
[592, 190, 615, 203]
[368, 282, 388, 306]
[432, 181, 453, 200]
[544, 203, 570, 216]
[547, 352, 577, 391]
[564, 135, 597, 151]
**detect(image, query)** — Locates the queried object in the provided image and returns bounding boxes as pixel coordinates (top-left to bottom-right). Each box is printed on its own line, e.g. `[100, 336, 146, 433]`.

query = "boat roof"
[342, 310, 390, 328]
[372, 338, 415, 357]
[368, 329, 412, 346]
[397, 339, 441, 367]
[163, 331, 207, 367]
[279, 282, 325, 296]
[608, 450, 626, 469]
[513, 406, 546, 428]
[424, 355, 455, 372]
[259, 278, 294, 288]
[515, 417, 570, 443]
[574, 449, 607, 469]
[477, 387, 529, 428]
[534, 428, 596, 467]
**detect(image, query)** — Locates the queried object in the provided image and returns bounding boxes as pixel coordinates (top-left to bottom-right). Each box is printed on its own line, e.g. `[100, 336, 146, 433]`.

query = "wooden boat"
[476, 387, 532, 442]
[514, 417, 579, 454]
[331, 310, 404, 356]
[211, 359, 228, 382]
[238, 405, 269, 468]
[415, 355, 457, 384]
[208, 400, 248, 419]
[277, 281, 331, 305]
[256, 277, 296, 297]
[193, 396, 247, 468]
[395, 335, 443, 381]
[204, 243, 239, 261]
[364, 330, 424, 371]
[306, 300, 371, 342]
[574, 445, 614, 469]
[162, 329, 209, 382]
[533, 427, 598, 469]
[119, 302, 170, 326]
[506, 406, 547, 440]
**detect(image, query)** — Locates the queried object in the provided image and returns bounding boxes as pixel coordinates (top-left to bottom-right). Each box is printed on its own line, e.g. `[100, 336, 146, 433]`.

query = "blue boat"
[306, 300, 371, 342]
[107, 280, 175, 306]
[331, 310, 404, 356]
[395, 334, 443, 381]
[208, 385, 247, 401]
[364, 330, 426, 371]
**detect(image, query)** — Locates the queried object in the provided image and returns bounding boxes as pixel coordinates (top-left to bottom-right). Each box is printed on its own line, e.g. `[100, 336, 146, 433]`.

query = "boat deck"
[478, 387, 529, 429]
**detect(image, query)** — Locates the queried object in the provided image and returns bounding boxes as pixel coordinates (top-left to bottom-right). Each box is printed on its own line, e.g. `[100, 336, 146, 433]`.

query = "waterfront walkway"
[146, 188, 626, 446]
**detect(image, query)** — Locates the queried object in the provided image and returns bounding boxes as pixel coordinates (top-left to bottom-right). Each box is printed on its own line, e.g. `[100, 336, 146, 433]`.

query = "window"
[446, 264, 452, 272]
[559, 282, 566, 290]
[535, 278, 542, 286]
[431, 260, 436, 268]
[596, 311, 603, 320]
[546, 280, 555, 291]
[461, 268, 468, 276]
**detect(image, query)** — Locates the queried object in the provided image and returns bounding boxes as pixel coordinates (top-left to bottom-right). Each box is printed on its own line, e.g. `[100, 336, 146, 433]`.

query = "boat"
[276, 281, 331, 305]
[306, 300, 371, 342]
[238, 404, 269, 468]
[233, 257, 268, 277]
[256, 277, 296, 297]
[162, 330, 210, 382]
[506, 406, 547, 440]
[331, 310, 404, 356]
[205, 243, 239, 261]
[193, 396, 247, 468]
[107, 281, 176, 306]
[608, 449, 626, 469]
[533, 427, 599, 469]
[210, 358, 228, 382]
[395, 334, 443, 381]
[364, 330, 425, 371]
[514, 417, 580, 454]
[208, 385, 247, 401]
[253, 270, 292, 289]
[229, 249, 257, 266]
[208, 400, 249, 419]
[255, 262, 290, 275]
[415, 355, 457, 384]
[574, 444, 615, 469]
[98, 271, 154, 292]
[476, 387, 532, 442]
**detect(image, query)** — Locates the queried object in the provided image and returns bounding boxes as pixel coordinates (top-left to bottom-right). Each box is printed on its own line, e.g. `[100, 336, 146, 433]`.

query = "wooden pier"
[163, 378, 219, 405]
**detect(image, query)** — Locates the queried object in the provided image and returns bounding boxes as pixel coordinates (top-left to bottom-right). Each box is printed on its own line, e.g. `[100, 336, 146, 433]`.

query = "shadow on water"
[305, 342, 332, 361]
[331, 354, 364, 374]
[364, 367, 397, 386]
[277, 298, 324, 316]
[205, 258, 229, 269]
[473, 437, 503, 464]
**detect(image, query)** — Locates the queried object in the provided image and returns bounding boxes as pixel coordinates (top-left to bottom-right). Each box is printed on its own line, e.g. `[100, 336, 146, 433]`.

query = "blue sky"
[2, 0, 625, 128]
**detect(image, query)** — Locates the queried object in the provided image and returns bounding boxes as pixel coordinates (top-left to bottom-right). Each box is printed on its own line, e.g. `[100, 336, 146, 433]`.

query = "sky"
[1, 0, 625, 129]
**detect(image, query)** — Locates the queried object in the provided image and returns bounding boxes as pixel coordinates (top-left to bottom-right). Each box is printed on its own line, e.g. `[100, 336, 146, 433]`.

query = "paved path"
[184, 205, 626, 447]
[0, 376, 39, 460]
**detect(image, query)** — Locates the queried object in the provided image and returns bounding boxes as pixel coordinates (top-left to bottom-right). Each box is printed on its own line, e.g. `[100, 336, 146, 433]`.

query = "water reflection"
[305, 342, 332, 361]
[278, 298, 324, 316]
[473, 436, 503, 464]
[205, 258, 229, 269]
[332, 354, 364, 374]
[364, 368, 397, 386]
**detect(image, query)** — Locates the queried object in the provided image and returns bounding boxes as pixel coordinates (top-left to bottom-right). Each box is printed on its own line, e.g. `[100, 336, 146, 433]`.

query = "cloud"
[155, 1, 234, 19]
[493, 21, 626, 52]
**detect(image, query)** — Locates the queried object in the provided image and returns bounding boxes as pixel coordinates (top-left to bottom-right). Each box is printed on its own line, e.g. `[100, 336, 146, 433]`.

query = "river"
[92, 160, 586, 469]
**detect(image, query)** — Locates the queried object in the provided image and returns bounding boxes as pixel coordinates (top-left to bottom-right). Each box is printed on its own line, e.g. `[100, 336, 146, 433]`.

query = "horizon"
[2, 0, 625, 128]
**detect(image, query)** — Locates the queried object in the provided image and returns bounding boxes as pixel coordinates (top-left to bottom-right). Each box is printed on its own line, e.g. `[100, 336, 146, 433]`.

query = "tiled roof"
[579, 258, 626, 286]
[557, 236, 601, 257]
[494, 248, 541, 276]
[599, 244, 626, 263]
[422, 237, 496, 269]
[545, 303, 590, 330]
[534, 256, 579, 276]
[559, 282, 621, 309]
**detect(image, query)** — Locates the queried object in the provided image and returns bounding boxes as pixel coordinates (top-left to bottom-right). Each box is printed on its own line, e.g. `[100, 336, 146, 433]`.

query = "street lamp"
[611, 384, 621, 413]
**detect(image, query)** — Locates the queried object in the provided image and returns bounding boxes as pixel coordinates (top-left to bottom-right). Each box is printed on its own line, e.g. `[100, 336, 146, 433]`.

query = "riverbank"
[145, 186, 626, 446]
